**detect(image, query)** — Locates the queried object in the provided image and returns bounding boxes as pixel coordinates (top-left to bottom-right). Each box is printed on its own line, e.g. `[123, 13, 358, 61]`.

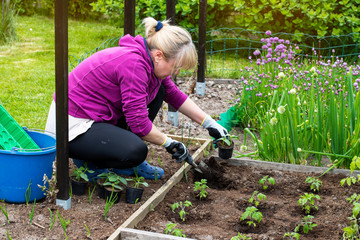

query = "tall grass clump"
[1, 0, 17, 44]
[234, 30, 360, 169]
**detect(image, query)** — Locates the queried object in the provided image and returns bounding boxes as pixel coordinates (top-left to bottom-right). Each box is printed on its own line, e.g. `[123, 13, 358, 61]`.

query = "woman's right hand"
[162, 137, 193, 164]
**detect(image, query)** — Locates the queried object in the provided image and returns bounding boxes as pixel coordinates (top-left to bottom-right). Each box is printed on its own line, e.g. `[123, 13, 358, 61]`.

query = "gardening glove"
[201, 115, 229, 140]
[162, 136, 194, 164]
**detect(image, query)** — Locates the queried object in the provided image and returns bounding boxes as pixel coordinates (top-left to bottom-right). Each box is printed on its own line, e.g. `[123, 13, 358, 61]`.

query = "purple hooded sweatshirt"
[61, 34, 187, 137]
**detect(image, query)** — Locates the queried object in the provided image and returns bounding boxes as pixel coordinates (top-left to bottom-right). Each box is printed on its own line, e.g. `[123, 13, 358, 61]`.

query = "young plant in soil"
[248, 191, 267, 207]
[57, 210, 71, 240]
[305, 176, 323, 192]
[230, 232, 252, 240]
[343, 203, 360, 239]
[48, 208, 56, 231]
[283, 231, 300, 240]
[297, 193, 321, 214]
[171, 200, 192, 222]
[104, 190, 118, 221]
[258, 175, 275, 190]
[240, 206, 263, 227]
[29, 199, 36, 225]
[164, 222, 187, 238]
[294, 215, 317, 234]
[72, 163, 94, 182]
[126, 175, 149, 189]
[193, 179, 209, 200]
[88, 185, 96, 204]
[0, 200, 10, 224]
[341, 175, 360, 187]
[25, 180, 32, 206]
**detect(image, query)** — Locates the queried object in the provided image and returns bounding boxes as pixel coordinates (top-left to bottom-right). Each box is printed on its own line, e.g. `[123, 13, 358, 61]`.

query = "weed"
[240, 206, 263, 227]
[248, 191, 267, 207]
[193, 179, 209, 199]
[171, 200, 192, 222]
[259, 175, 275, 190]
[164, 222, 187, 237]
[298, 193, 320, 214]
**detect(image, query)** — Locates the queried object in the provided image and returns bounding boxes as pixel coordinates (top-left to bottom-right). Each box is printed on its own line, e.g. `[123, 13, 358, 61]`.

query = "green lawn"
[0, 15, 121, 129]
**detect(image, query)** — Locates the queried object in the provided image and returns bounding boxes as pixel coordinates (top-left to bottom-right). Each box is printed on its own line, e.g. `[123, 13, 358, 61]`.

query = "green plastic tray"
[0, 104, 40, 151]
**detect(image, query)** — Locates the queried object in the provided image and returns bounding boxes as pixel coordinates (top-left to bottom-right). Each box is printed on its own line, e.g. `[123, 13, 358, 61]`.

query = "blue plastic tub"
[0, 129, 56, 203]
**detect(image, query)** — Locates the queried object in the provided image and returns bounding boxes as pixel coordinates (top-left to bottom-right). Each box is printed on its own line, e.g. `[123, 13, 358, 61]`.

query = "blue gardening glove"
[201, 115, 229, 140]
[162, 137, 194, 164]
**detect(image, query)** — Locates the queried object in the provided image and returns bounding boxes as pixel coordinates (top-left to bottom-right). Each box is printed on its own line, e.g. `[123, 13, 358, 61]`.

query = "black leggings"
[69, 86, 164, 169]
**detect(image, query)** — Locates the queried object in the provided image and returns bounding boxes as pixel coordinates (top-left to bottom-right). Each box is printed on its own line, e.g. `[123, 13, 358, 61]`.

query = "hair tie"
[155, 21, 163, 32]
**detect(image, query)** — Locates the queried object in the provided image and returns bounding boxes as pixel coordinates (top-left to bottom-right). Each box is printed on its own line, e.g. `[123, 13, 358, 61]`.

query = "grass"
[0, 15, 121, 129]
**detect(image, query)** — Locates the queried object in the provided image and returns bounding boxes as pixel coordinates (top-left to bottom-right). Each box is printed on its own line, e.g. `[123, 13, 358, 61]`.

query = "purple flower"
[285, 40, 290, 44]
[253, 49, 261, 56]
[265, 30, 271, 36]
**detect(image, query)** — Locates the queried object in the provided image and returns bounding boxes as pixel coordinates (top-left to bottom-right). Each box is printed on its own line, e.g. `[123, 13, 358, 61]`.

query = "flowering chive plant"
[234, 30, 360, 169]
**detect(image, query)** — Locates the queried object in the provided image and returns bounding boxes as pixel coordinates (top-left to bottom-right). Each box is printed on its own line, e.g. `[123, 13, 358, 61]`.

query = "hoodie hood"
[118, 34, 154, 69]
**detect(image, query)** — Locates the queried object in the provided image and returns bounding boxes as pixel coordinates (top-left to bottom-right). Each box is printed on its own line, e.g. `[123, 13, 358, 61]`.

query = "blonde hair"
[142, 17, 198, 72]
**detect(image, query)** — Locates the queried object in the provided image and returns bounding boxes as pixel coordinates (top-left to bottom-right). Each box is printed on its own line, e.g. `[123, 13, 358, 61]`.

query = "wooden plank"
[224, 157, 360, 176]
[107, 138, 212, 240]
[119, 228, 196, 240]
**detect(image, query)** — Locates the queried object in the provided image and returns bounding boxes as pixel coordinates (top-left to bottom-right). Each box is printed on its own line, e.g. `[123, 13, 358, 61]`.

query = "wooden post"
[196, 0, 207, 96]
[55, 0, 70, 209]
[124, 0, 135, 36]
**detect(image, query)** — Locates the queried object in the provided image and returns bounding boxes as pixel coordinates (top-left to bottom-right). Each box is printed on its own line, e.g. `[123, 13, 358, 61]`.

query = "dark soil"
[136, 156, 359, 240]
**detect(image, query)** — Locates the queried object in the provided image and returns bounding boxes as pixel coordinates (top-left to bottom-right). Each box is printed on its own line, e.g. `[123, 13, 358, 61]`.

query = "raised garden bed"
[133, 157, 360, 239]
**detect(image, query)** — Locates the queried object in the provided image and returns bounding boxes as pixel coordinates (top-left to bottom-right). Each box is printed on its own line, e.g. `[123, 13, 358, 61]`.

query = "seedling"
[217, 134, 237, 147]
[98, 172, 127, 191]
[126, 173, 148, 189]
[248, 191, 267, 207]
[0, 200, 10, 224]
[57, 210, 70, 240]
[48, 208, 56, 231]
[104, 190, 118, 220]
[294, 215, 317, 234]
[305, 177, 323, 192]
[25, 180, 32, 206]
[193, 179, 209, 199]
[259, 175, 275, 190]
[7, 229, 12, 240]
[171, 200, 192, 221]
[164, 222, 187, 237]
[340, 175, 360, 187]
[37, 171, 58, 202]
[347, 193, 360, 205]
[72, 163, 94, 182]
[283, 231, 300, 240]
[88, 185, 96, 204]
[240, 206, 263, 227]
[343, 203, 360, 239]
[230, 232, 252, 240]
[29, 199, 36, 225]
[298, 193, 320, 214]
[85, 224, 91, 239]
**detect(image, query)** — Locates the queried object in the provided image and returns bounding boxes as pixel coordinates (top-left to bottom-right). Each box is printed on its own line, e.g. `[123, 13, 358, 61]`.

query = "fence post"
[124, 0, 135, 36]
[196, 0, 207, 96]
[166, 0, 179, 126]
[55, 0, 71, 210]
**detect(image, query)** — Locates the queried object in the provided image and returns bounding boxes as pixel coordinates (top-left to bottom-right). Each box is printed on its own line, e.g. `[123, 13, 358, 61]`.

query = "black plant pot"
[104, 187, 122, 204]
[96, 178, 106, 199]
[71, 179, 87, 196]
[217, 141, 234, 159]
[125, 186, 144, 204]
